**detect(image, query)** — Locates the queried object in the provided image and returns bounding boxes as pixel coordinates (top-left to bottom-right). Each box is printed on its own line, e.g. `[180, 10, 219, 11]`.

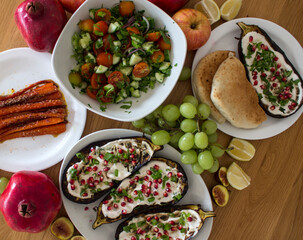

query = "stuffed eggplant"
[61, 137, 162, 204]
[237, 22, 303, 118]
[115, 204, 215, 240]
[92, 157, 188, 229]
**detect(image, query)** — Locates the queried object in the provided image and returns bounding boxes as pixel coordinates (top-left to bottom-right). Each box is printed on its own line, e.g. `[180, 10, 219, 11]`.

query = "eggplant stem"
[199, 209, 216, 221]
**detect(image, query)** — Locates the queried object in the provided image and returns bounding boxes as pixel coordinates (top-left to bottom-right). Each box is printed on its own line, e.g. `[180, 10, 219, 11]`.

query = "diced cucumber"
[131, 73, 142, 81]
[113, 40, 122, 47]
[120, 67, 133, 76]
[129, 53, 142, 66]
[155, 72, 165, 83]
[113, 55, 120, 65]
[79, 33, 91, 49]
[85, 53, 96, 63]
[159, 62, 171, 71]
[122, 58, 128, 66]
[120, 88, 128, 98]
[130, 81, 140, 89]
[115, 95, 125, 103]
[95, 65, 108, 74]
[142, 42, 154, 51]
[72, 64, 80, 72]
[108, 22, 121, 33]
[89, 9, 96, 19]
[131, 89, 141, 98]
[131, 35, 144, 44]
[104, 84, 115, 92]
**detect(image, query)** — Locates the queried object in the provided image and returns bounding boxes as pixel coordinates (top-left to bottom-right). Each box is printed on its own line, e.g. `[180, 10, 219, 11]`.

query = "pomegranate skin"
[0, 171, 62, 233]
[148, 0, 190, 13]
[14, 0, 67, 52]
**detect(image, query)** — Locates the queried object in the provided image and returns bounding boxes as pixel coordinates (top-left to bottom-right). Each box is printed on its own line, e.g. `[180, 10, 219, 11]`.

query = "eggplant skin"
[115, 205, 215, 240]
[92, 157, 188, 229]
[237, 22, 303, 118]
[61, 137, 162, 204]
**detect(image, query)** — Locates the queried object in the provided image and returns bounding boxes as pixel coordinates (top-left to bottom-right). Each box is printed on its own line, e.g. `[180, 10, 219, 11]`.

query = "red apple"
[172, 8, 211, 51]
[148, 0, 189, 13]
[59, 0, 85, 13]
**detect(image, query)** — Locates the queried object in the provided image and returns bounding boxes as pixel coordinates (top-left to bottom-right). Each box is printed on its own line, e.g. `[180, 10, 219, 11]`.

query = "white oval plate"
[0, 48, 87, 172]
[192, 18, 303, 140]
[59, 129, 213, 240]
[52, 0, 187, 122]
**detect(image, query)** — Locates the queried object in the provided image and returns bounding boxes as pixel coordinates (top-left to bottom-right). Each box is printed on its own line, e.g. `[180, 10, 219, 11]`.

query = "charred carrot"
[26, 91, 62, 103]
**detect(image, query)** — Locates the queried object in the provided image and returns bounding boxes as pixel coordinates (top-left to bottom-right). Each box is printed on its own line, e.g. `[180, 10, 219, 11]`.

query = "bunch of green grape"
[132, 95, 225, 175]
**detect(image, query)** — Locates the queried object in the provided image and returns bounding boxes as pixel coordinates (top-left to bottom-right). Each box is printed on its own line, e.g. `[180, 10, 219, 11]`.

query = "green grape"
[192, 162, 204, 174]
[152, 105, 163, 118]
[151, 130, 171, 146]
[207, 158, 219, 173]
[162, 104, 180, 122]
[169, 131, 184, 146]
[208, 132, 218, 144]
[179, 102, 197, 119]
[142, 124, 156, 135]
[132, 119, 146, 128]
[181, 150, 198, 164]
[210, 144, 225, 158]
[197, 103, 211, 120]
[183, 95, 198, 107]
[201, 120, 217, 135]
[178, 132, 195, 151]
[178, 66, 191, 81]
[145, 113, 156, 122]
[198, 150, 214, 170]
[194, 132, 208, 149]
[180, 119, 197, 133]
[158, 118, 177, 128]
[0, 177, 9, 194]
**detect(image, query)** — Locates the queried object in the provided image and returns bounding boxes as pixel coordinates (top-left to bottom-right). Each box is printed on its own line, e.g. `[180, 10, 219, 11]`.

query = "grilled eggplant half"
[237, 22, 303, 118]
[92, 157, 188, 229]
[115, 204, 215, 240]
[61, 137, 162, 204]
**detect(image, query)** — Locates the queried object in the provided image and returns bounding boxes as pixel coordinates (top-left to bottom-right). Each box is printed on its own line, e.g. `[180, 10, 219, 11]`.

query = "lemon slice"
[227, 138, 255, 161]
[194, 0, 221, 25]
[227, 162, 251, 190]
[220, 0, 242, 21]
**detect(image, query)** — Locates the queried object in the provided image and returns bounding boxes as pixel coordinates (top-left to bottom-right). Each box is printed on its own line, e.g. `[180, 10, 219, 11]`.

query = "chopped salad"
[69, 1, 172, 111]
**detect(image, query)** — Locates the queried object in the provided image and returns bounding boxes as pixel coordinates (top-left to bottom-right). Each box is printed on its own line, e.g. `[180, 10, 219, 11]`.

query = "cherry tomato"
[146, 32, 161, 42]
[94, 8, 111, 21]
[119, 1, 135, 17]
[108, 71, 129, 87]
[81, 63, 95, 79]
[98, 87, 114, 103]
[90, 73, 107, 89]
[93, 21, 108, 36]
[158, 36, 171, 51]
[151, 50, 165, 63]
[90, 33, 99, 42]
[102, 34, 116, 51]
[126, 27, 140, 35]
[93, 42, 103, 56]
[96, 52, 113, 67]
[78, 19, 94, 32]
[133, 62, 150, 78]
[86, 86, 98, 99]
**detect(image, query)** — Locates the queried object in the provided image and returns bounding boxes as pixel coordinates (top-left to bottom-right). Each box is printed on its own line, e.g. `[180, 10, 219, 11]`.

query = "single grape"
[208, 132, 218, 144]
[178, 66, 191, 81]
[132, 119, 146, 128]
[151, 130, 171, 146]
[142, 124, 156, 135]
[152, 105, 163, 118]
[198, 150, 214, 170]
[178, 132, 195, 151]
[210, 144, 225, 158]
[183, 95, 198, 107]
[169, 131, 184, 146]
[180, 119, 197, 133]
[207, 158, 219, 173]
[201, 120, 217, 135]
[162, 104, 180, 122]
[194, 132, 208, 149]
[192, 162, 204, 174]
[179, 102, 197, 119]
[181, 150, 198, 164]
[145, 113, 156, 123]
[0, 177, 9, 194]
[197, 103, 211, 120]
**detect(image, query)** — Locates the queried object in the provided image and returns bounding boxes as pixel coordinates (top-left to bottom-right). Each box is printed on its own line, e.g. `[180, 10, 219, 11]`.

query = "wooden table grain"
[0, 0, 302, 239]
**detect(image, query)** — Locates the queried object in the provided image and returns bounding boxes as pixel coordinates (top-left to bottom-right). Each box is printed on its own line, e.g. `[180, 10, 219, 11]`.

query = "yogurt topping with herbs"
[101, 160, 186, 219]
[242, 31, 302, 116]
[119, 209, 201, 240]
[66, 138, 155, 199]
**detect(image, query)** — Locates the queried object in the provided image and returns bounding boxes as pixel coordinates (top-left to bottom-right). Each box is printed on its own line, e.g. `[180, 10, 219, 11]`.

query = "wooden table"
[0, 0, 302, 239]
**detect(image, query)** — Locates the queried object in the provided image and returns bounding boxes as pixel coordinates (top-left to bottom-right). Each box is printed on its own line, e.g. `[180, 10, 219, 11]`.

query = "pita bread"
[211, 53, 267, 129]
[193, 50, 233, 124]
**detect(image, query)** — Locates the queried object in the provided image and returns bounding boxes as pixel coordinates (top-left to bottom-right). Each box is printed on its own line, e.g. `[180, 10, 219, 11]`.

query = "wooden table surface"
[0, 0, 302, 239]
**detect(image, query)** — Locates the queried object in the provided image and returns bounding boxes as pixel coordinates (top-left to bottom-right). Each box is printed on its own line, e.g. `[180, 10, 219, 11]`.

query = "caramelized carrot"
[26, 91, 62, 103]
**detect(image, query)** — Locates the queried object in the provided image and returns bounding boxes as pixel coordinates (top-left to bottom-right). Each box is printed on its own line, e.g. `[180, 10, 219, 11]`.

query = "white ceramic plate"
[52, 0, 187, 122]
[192, 18, 303, 140]
[59, 129, 213, 240]
[0, 48, 87, 172]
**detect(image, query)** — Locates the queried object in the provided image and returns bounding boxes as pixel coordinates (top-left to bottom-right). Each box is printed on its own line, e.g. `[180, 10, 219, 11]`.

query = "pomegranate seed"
[146, 216, 152, 221]
[88, 177, 94, 183]
[129, 179, 135, 185]
[147, 181, 152, 187]
[136, 228, 144, 234]
[146, 238, 151, 240]
[118, 149, 123, 154]
[144, 176, 149, 181]
[104, 160, 108, 165]
[157, 233, 162, 237]
[89, 182, 94, 188]
[285, 87, 290, 91]
[86, 166, 92, 172]
[163, 192, 168, 197]
[107, 206, 112, 211]
[70, 179, 75, 184]
[84, 207, 89, 211]
[93, 166, 98, 172]
[252, 45, 256, 51]
[154, 216, 159, 220]
[271, 76, 276, 81]
[277, 63, 281, 68]
[131, 237, 136, 240]
[256, 55, 261, 61]
[282, 77, 287, 82]
[146, 170, 152, 175]
[73, 164, 78, 169]
[122, 209, 127, 214]
[94, 180, 99, 185]
[71, 184, 75, 190]
[272, 83, 278, 88]
[261, 44, 268, 50]
[249, 36, 253, 42]
[153, 227, 159, 233]
[178, 225, 183, 230]
[166, 182, 171, 188]
[90, 147, 94, 152]
[103, 167, 109, 172]
[76, 171, 80, 176]
[134, 176, 139, 182]
[284, 90, 289, 95]
[253, 75, 258, 80]
[130, 154, 135, 158]
[274, 56, 279, 61]
[164, 230, 169, 235]
[128, 198, 134, 203]
[169, 220, 175, 225]
[171, 226, 178, 231]
[117, 187, 122, 193]
[82, 192, 88, 197]
[261, 72, 267, 77]
[177, 172, 183, 178]
[292, 102, 297, 106]
[103, 200, 109, 204]
[153, 164, 159, 170]
[97, 171, 102, 176]
[99, 154, 104, 159]
[141, 184, 147, 190]
[253, 80, 258, 86]
[153, 191, 159, 196]
[113, 204, 118, 208]
[146, 189, 151, 195]
[166, 188, 171, 193]
[275, 71, 280, 76]
[134, 190, 138, 195]
[132, 160, 137, 166]
[252, 71, 257, 75]
[121, 202, 126, 207]
[129, 148, 135, 153]
[167, 172, 172, 178]
[187, 217, 193, 222]
[270, 67, 275, 72]
[88, 155, 93, 160]
[109, 182, 114, 187]
[158, 179, 162, 184]
[270, 106, 276, 110]
[154, 183, 159, 189]
[289, 105, 294, 110]
[288, 93, 293, 98]
[80, 179, 85, 185]
[260, 85, 266, 89]
[124, 196, 129, 201]
[99, 176, 104, 182]
[279, 94, 283, 99]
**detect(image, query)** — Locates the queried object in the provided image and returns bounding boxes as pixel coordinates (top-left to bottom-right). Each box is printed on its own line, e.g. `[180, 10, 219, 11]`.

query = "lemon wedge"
[227, 138, 255, 161]
[220, 0, 242, 21]
[194, 0, 221, 25]
[227, 162, 251, 190]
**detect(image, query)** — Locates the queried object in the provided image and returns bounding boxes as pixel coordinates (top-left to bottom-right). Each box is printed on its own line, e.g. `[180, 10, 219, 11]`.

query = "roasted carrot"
[0, 122, 67, 143]
[26, 91, 62, 103]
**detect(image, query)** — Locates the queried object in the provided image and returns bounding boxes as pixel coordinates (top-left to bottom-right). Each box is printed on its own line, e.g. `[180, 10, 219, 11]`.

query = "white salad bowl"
[52, 0, 187, 122]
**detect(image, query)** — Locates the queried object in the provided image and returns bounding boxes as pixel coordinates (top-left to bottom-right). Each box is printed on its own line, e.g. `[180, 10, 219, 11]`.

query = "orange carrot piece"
[26, 91, 62, 103]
